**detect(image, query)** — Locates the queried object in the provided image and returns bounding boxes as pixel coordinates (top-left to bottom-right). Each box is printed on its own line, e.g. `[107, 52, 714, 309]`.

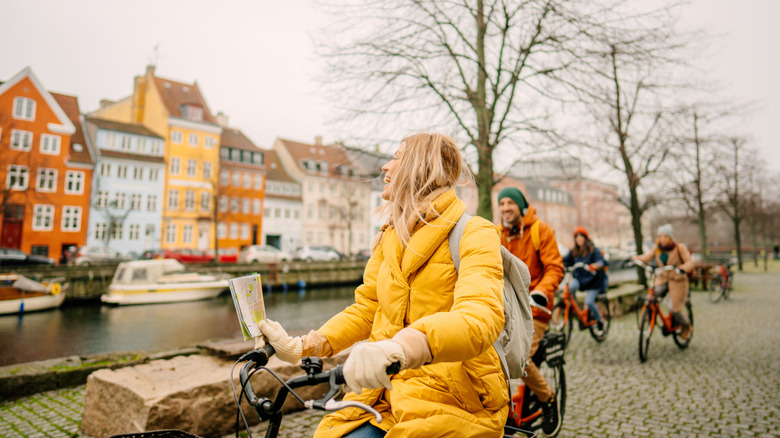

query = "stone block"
[80, 353, 347, 438]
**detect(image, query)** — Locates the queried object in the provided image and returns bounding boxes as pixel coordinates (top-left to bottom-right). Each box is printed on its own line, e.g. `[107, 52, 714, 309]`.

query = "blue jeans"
[343, 422, 387, 438]
[569, 277, 606, 323]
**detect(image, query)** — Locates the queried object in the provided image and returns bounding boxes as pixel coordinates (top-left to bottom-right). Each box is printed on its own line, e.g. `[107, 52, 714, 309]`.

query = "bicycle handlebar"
[627, 259, 685, 276]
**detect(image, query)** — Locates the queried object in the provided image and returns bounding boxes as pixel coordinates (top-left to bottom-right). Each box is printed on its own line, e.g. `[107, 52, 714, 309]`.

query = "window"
[40, 134, 61, 155]
[294, 209, 300, 219]
[284, 208, 291, 219]
[133, 167, 143, 180]
[219, 196, 228, 212]
[243, 173, 251, 189]
[232, 172, 241, 187]
[265, 207, 271, 217]
[217, 223, 227, 239]
[6, 165, 29, 190]
[130, 194, 142, 210]
[229, 223, 239, 239]
[168, 189, 179, 209]
[147, 195, 157, 211]
[110, 222, 124, 240]
[202, 162, 212, 180]
[114, 192, 126, 209]
[117, 165, 128, 179]
[230, 197, 239, 213]
[11, 130, 33, 151]
[307, 204, 313, 219]
[241, 224, 250, 240]
[96, 191, 108, 208]
[13, 97, 36, 120]
[128, 224, 140, 240]
[186, 159, 197, 177]
[165, 224, 177, 243]
[65, 171, 85, 194]
[204, 136, 216, 148]
[120, 135, 131, 151]
[253, 152, 263, 165]
[61, 206, 82, 231]
[254, 175, 263, 190]
[30, 245, 49, 257]
[200, 192, 210, 211]
[138, 138, 147, 153]
[170, 157, 181, 175]
[220, 148, 230, 160]
[100, 163, 111, 177]
[32, 205, 54, 231]
[95, 223, 107, 240]
[171, 130, 183, 144]
[149, 168, 159, 181]
[105, 132, 117, 149]
[188, 133, 199, 146]
[184, 190, 195, 210]
[220, 170, 229, 186]
[151, 140, 162, 155]
[241, 198, 250, 214]
[253, 199, 261, 215]
[182, 105, 204, 122]
[36, 168, 57, 192]
[275, 208, 281, 218]
[182, 225, 193, 243]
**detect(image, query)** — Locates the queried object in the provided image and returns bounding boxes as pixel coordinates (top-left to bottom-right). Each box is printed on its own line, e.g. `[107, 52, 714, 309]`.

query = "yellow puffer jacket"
[314, 189, 508, 438]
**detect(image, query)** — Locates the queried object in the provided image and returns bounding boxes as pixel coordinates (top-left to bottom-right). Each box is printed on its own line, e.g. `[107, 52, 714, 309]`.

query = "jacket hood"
[522, 205, 539, 229]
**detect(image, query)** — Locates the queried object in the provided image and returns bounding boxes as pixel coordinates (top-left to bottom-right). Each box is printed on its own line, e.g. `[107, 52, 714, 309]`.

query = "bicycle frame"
[557, 285, 596, 328]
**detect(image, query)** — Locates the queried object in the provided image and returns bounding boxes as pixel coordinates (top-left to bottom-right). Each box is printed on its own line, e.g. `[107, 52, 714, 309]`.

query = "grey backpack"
[448, 213, 534, 388]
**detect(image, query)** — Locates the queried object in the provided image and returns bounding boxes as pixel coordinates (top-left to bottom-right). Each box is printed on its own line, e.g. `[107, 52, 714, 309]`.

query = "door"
[266, 234, 281, 250]
[252, 225, 259, 245]
[1, 204, 24, 249]
[197, 222, 209, 250]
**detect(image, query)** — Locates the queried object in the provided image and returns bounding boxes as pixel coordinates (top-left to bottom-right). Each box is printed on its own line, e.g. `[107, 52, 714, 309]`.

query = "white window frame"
[219, 196, 228, 212]
[204, 136, 216, 148]
[252, 199, 261, 215]
[200, 191, 210, 211]
[40, 134, 61, 155]
[120, 135, 131, 151]
[184, 190, 195, 211]
[202, 162, 212, 180]
[150, 168, 159, 181]
[220, 170, 229, 186]
[35, 168, 57, 193]
[32, 204, 54, 231]
[188, 133, 199, 147]
[170, 130, 183, 144]
[230, 197, 239, 213]
[114, 192, 126, 209]
[217, 222, 227, 239]
[241, 198, 250, 214]
[147, 194, 157, 212]
[186, 159, 197, 177]
[243, 173, 252, 189]
[117, 165, 128, 179]
[6, 165, 29, 190]
[241, 223, 250, 240]
[100, 163, 111, 177]
[131, 193, 142, 210]
[232, 172, 241, 187]
[165, 224, 177, 244]
[13, 97, 36, 121]
[168, 189, 179, 209]
[10, 130, 33, 151]
[64, 171, 85, 194]
[182, 224, 194, 244]
[229, 223, 239, 239]
[95, 222, 107, 240]
[96, 191, 109, 208]
[254, 175, 263, 190]
[61, 206, 82, 232]
[133, 167, 143, 180]
[128, 224, 140, 240]
[170, 157, 181, 175]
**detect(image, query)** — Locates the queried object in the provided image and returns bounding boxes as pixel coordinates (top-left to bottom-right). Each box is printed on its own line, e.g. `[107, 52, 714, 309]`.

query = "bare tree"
[316, 0, 620, 218]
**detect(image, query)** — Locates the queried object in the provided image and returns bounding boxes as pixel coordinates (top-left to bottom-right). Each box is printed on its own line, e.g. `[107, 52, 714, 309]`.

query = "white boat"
[0, 274, 66, 315]
[101, 259, 229, 305]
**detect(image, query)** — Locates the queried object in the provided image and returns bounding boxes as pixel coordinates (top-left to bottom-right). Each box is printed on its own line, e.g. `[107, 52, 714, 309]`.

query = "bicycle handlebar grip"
[386, 361, 401, 375]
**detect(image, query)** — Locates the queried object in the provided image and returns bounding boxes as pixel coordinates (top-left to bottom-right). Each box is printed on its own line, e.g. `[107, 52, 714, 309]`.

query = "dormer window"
[180, 104, 204, 122]
[318, 161, 328, 173]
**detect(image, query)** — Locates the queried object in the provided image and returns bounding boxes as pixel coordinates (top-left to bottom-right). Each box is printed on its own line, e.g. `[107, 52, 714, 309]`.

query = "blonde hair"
[376, 133, 463, 248]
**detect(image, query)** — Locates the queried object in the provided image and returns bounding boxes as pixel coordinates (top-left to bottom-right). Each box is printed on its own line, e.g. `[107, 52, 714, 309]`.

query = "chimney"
[216, 111, 229, 127]
[146, 64, 156, 77]
[314, 135, 323, 146]
[99, 99, 114, 113]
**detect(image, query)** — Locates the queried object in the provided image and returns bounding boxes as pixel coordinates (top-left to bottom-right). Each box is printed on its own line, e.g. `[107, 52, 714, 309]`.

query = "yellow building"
[93, 66, 221, 250]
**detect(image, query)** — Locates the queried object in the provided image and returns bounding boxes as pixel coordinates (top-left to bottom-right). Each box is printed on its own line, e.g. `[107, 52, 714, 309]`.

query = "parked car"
[238, 245, 291, 264]
[293, 245, 341, 262]
[0, 247, 56, 268]
[355, 248, 371, 261]
[206, 248, 239, 263]
[71, 246, 132, 266]
[138, 248, 214, 264]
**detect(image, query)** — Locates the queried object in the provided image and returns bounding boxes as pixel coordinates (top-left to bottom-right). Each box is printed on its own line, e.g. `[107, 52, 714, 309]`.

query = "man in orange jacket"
[498, 187, 564, 436]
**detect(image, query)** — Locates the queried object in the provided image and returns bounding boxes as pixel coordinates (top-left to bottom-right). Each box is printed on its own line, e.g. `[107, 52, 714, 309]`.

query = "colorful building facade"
[0, 67, 94, 263]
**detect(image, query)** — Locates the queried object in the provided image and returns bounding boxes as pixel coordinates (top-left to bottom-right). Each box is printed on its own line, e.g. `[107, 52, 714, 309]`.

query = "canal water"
[0, 286, 358, 367]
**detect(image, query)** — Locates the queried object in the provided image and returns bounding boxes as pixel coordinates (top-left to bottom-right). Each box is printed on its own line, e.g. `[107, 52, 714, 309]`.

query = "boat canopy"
[111, 259, 189, 285]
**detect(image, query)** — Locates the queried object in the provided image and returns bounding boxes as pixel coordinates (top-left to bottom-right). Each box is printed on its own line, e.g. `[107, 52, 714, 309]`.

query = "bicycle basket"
[541, 332, 566, 368]
[108, 430, 202, 438]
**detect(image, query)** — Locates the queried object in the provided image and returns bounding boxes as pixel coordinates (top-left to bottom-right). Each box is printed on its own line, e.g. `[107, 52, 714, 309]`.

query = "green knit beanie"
[498, 187, 528, 214]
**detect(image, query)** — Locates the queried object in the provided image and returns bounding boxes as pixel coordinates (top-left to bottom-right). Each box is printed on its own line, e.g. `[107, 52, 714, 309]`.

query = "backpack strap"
[530, 220, 540, 252]
[448, 212, 514, 408]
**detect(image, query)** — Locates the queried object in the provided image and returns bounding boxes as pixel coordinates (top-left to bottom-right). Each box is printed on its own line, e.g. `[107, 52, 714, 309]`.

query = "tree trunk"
[734, 216, 743, 271]
[693, 113, 708, 262]
[476, 142, 495, 219]
[629, 183, 647, 285]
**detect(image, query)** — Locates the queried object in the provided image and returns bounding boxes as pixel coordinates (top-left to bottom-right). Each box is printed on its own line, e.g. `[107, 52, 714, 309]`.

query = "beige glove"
[258, 319, 302, 364]
[343, 340, 406, 395]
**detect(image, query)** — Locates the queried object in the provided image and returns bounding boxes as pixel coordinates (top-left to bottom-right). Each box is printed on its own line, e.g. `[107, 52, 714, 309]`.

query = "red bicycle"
[550, 263, 611, 347]
[630, 260, 694, 363]
[709, 261, 734, 303]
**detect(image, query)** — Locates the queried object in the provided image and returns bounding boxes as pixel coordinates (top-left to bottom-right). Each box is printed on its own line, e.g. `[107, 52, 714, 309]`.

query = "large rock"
[81, 353, 347, 438]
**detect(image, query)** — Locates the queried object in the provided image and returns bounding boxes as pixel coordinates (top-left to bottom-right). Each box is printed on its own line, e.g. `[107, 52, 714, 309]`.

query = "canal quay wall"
[7, 260, 370, 301]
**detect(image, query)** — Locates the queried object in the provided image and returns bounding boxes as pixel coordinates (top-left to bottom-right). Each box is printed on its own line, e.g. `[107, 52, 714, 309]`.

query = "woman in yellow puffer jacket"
[259, 133, 508, 437]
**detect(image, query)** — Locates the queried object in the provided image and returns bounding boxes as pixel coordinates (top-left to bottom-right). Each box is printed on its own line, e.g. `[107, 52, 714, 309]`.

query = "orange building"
[0, 67, 94, 263]
[216, 126, 266, 252]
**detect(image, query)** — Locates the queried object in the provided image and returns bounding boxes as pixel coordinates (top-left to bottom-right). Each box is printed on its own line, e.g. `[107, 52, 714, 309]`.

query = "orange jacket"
[499, 206, 564, 321]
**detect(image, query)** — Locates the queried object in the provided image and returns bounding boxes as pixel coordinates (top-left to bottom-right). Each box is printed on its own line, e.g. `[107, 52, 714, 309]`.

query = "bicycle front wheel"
[638, 306, 654, 363]
[539, 360, 566, 433]
[672, 300, 693, 349]
[709, 275, 724, 303]
[588, 296, 611, 342]
[550, 302, 573, 348]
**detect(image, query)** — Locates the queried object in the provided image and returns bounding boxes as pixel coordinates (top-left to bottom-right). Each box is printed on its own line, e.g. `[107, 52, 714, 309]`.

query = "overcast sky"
[2, 0, 778, 173]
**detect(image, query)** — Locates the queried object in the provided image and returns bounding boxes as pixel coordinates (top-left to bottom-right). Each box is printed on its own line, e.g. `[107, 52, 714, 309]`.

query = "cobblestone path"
[2, 272, 778, 437]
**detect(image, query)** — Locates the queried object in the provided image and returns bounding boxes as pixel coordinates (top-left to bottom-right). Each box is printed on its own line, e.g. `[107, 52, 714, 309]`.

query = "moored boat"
[0, 274, 66, 315]
[101, 259, 229, 305]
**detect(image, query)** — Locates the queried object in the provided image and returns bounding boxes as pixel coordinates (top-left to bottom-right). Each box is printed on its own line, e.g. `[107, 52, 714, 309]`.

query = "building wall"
[262, 196, 302, 253]
[301, 177, 370, 254]
[160, 119, 221, 250]
[216, 163, 265, 251]
[0, 76, 89, 262]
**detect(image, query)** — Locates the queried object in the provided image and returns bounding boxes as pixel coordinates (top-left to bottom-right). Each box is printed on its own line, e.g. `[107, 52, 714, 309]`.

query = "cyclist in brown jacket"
[497, 187, 564, 436]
